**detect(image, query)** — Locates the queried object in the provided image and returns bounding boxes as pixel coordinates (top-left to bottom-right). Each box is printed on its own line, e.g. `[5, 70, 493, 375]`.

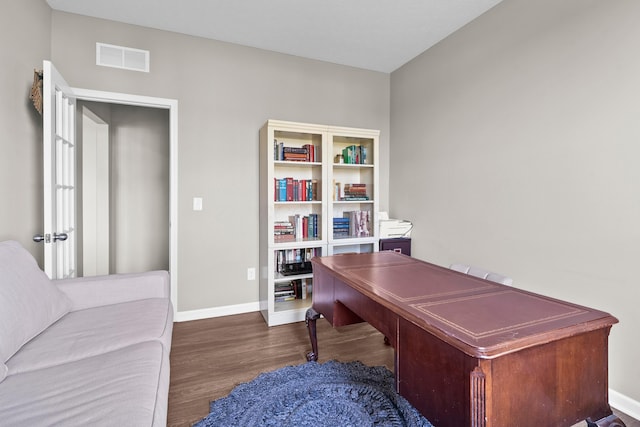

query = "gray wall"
[0, 0, 51, 261]
[6, 0, 636, 405]
[48, 11, 390, 312]
[391, 0, 640, 403]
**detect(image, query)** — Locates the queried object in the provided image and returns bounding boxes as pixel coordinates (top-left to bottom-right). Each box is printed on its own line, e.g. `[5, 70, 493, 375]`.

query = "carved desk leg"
[305, 307, 321, 362]
[586, 414, 626, 427]
[470, 366, 486, 427]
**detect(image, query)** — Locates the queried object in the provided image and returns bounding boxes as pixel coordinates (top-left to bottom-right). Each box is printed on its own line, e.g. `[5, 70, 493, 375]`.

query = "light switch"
[193, 197, 203, 211]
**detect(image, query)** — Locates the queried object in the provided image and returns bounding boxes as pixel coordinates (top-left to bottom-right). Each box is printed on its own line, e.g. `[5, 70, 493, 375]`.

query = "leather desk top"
[312, 251, 618, 358]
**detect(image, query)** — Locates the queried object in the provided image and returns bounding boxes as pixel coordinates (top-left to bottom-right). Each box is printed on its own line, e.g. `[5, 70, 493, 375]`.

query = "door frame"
[73, 87, 179, 315]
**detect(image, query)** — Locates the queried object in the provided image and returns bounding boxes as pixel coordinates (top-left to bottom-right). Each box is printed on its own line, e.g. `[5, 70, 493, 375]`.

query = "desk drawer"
[379, 238, 411, 256]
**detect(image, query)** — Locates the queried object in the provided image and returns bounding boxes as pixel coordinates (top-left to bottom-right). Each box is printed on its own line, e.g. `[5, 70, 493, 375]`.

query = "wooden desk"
[305, 252, 624, 427]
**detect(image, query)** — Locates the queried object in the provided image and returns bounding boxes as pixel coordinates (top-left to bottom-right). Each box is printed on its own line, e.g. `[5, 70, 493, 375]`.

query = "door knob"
[53, 233, 68, 242]
[33, 233, 67, 243]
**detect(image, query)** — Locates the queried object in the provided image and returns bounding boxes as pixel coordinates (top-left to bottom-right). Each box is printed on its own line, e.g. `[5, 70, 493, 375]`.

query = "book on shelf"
[274, 278, 313, 302]
[341, 196, 370, 201]
[283, 147, 308, 154]
[342, 183, 369, 201]
[274, 178, 319, 202]
[290, 215, 302, 240]
[332, 217, 350, 238]
[276, 213, 319, 241]
[302, 144, 319, 162]
[346, 210, 371, 237]
[274, 220, 295, 242]
[298, 278, 312, 299]
[275, 247, 319, 275]
[283, 146, 308, 162]
[333, 210, 371, 238]
[274, 139, 320, 162]
[340, 145, 368, 165]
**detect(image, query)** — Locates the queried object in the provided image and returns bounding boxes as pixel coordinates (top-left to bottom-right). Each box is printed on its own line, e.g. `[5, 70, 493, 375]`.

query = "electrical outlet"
[247, 267, 256, 281]
[193, 197, 203, 211]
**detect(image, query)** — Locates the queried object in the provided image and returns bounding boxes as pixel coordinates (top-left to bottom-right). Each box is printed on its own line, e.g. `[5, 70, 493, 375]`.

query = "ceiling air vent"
[96, 43, 149, 73]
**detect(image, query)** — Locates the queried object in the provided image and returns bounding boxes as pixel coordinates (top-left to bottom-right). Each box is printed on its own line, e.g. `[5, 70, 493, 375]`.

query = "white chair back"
[449, 263, 513, 286]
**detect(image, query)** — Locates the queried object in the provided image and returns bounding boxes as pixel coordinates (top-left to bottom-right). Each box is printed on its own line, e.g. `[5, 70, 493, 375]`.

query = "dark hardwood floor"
[167, 311, 638, 427]
[168, 311, 395, 426]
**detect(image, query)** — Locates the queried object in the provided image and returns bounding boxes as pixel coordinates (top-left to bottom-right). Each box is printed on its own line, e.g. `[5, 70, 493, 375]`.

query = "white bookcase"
[327, 126, 379, 256]
[259, 120, 379, 326]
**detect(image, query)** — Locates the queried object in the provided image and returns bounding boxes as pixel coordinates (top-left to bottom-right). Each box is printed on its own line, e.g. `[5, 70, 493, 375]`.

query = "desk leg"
[586, 414, 626, 427]
[305, 308, 321, 362]
[470, 367, 487, 427]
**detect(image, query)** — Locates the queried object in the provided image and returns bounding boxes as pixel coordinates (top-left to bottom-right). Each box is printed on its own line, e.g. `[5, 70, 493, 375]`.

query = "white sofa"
[0, 240, 173, 426]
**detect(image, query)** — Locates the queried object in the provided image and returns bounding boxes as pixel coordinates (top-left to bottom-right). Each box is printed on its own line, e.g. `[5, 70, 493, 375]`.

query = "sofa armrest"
[54, 271, 170, 311]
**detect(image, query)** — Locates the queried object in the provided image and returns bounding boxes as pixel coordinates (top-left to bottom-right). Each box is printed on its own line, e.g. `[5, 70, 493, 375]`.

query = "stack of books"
[274, 278, 313, 302]
[333, 217, 350, 239]
[342, 183, 369, 201]
[282, 147, 308, 161]
[274, 220, 295, 242]
[274, 281, 296, 302]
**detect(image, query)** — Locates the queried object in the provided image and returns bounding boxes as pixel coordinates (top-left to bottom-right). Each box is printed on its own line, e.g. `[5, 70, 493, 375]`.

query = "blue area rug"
[194, 360, 433, 427]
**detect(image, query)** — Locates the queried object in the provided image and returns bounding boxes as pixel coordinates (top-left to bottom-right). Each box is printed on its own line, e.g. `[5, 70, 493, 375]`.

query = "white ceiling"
[46, 0, 503, 73]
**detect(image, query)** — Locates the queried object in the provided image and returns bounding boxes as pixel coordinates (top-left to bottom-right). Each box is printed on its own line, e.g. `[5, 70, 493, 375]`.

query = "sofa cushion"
[0, 363, 6, 383]
[55, 270, 171, 310]
[0, 341, 165, 426]
[0, 241, 71, 366]
[6, 297, 173, 375]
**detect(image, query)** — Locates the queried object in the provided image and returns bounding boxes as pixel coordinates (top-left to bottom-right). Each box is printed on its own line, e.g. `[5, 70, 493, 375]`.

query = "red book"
[286, 177, 293, 201]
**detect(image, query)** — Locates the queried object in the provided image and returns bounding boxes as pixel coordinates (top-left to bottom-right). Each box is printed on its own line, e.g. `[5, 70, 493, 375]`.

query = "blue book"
[278, 179, 287, 201]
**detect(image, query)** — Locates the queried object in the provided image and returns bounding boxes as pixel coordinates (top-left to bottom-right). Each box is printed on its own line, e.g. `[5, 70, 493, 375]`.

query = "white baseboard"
[610, 388, 640, 421]
[175, 302, 260, 322]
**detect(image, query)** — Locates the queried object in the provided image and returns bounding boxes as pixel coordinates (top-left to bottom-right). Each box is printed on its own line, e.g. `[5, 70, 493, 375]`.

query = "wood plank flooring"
[168, 311, 395, 426]
[167, 312, 638, 427]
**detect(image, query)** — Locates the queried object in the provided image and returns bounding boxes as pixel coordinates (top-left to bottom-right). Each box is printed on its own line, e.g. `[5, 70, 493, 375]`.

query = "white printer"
[378, 212, 413, 238]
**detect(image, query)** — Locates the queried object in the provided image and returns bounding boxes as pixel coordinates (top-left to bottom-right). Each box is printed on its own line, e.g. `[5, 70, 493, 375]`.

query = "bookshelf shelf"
[274, 272, 314, 282]
[332, 200, 375, 204]
[275, 161, 323, 167]
[274, 297, 313, 313]
[259, 119, 379, 326]
[332, 163, 375, 168]
[273, 239, 323, 250]
[274, 201, 323, 205]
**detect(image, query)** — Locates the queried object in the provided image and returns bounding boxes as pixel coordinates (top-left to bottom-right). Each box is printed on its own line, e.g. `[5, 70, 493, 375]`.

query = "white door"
[35, 61, 77, 279]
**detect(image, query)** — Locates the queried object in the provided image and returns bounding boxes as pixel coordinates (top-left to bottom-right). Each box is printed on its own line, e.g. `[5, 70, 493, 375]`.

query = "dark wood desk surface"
[307, 252, 623, 427]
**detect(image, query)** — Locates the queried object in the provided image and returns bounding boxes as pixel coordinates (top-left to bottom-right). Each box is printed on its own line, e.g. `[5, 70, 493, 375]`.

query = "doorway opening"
[79, 102, 170, 277]
[73, 88, 179, 313]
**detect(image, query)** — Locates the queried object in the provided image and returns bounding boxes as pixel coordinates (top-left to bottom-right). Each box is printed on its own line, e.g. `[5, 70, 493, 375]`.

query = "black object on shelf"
[281, 261, 313, 276]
